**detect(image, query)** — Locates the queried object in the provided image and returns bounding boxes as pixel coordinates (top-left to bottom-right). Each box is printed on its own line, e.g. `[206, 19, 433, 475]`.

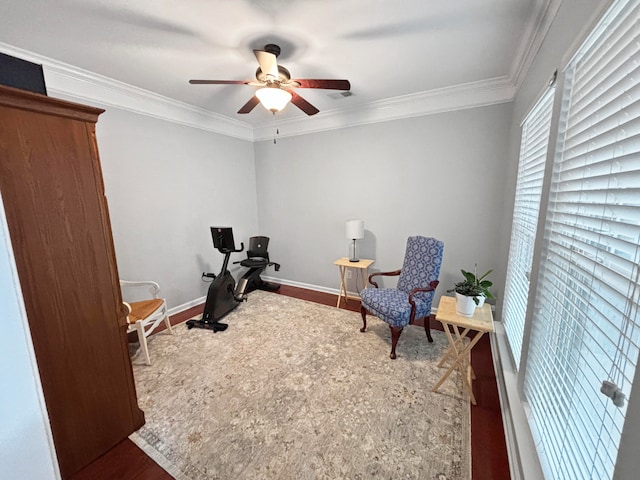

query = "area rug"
[129, 290, 470, 480]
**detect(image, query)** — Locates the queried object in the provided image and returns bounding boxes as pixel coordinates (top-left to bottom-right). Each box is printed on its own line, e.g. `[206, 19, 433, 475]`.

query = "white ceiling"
[0, 0, 547, 128]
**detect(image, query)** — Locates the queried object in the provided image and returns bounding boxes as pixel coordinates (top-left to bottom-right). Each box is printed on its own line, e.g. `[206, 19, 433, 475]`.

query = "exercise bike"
[186, 227, 245, 332]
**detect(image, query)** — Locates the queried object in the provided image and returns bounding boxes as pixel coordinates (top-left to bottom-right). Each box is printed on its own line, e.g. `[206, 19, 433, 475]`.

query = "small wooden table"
[333, 257, 374, 308]
[432, 295, 494, 405]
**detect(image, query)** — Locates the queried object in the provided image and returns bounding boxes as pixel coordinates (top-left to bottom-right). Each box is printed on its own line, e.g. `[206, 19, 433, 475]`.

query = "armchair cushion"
[360, 288, 434, 328]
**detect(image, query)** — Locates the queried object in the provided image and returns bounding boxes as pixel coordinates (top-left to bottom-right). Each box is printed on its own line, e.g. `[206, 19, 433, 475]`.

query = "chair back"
[247, 236, 270, 260]
[397, 236, 444, 294]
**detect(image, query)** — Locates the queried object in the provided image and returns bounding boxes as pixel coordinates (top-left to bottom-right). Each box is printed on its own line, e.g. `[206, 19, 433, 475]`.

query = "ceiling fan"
[189, 44, 351, 116]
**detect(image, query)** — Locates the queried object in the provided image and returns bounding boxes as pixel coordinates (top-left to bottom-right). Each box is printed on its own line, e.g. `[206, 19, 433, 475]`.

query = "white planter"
[475, 294, 486, 308]
[455, 292, 477, 317]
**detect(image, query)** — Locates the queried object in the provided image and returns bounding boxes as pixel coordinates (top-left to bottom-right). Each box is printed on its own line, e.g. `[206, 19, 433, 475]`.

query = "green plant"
[447, 279, 484, 304]
[447, 264, 494, 305]
[461, 264, 494, 300]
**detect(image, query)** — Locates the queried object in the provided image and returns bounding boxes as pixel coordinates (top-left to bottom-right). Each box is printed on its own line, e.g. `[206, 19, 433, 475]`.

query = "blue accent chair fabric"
[360, 236, 444, 359]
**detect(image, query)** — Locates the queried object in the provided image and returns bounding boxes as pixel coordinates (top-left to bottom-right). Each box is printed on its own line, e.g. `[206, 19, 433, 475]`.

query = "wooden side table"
[431, 295, 494, 405]
[333, 257, 374, 308]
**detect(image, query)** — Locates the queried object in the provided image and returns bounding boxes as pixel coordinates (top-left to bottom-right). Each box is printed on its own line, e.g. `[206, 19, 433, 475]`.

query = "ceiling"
[0, 0, 547, 128]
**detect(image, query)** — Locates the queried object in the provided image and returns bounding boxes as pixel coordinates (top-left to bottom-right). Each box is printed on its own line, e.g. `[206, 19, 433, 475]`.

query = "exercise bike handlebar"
[218, 242, 244, 254]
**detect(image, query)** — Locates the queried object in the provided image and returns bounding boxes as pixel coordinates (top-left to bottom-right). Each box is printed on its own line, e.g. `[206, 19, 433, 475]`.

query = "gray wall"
[254, 103, 512, 303]
[94, 107, 258, 309]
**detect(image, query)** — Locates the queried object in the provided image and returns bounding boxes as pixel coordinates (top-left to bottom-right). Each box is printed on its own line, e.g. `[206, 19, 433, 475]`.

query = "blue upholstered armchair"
[360, 236, 444, 359]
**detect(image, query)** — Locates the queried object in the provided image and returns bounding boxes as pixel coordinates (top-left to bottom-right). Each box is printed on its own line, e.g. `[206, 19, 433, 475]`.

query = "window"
[503, 86, 554, 369]
[522, 1, 640, 478]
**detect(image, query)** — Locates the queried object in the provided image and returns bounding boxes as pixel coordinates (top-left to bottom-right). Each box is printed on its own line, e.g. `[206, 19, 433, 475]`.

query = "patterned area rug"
[129, 291, 470, 479]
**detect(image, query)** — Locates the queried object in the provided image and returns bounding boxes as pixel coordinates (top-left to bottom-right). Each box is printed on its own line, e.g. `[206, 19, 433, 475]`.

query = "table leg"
[432, 325, 485, 405]
[357, 268, 368, 294]
[336, 265, 348, 307]
[438, 326, 471, 367]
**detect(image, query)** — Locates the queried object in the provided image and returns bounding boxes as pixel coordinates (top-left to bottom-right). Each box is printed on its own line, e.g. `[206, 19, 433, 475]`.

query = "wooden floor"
[71, 285, 510, 480]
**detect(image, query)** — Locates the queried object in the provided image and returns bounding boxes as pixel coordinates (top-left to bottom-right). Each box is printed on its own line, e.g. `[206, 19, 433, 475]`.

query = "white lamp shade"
[256, 87, 292, 112]
[345, 220, 365, 239]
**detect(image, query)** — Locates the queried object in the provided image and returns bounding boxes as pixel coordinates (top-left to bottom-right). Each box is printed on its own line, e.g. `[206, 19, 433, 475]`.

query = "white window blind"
[523, 1, 640, 479]
[503, 87, 554, 369]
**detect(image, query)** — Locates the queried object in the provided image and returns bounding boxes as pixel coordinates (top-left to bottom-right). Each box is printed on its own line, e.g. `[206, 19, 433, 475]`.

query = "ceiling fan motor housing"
[255, 65, 292, 84]
[263, 44, 281, 57]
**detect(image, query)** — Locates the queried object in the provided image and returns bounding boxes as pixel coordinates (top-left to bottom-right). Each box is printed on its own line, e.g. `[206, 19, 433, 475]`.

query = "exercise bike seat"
[240, 257, 268, 268]
[234, 236, 281, 295]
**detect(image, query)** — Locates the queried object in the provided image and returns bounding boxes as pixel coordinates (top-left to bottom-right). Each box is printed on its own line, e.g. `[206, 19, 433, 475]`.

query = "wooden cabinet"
[0, 85, 144, 478]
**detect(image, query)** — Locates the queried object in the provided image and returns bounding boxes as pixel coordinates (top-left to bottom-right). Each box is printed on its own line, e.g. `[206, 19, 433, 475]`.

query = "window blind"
[503, 87, 554, 369]
[523, 1, 640, 479]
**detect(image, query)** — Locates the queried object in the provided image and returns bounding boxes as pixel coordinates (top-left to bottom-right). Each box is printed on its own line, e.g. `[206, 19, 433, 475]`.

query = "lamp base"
[348, 239, 360, 263]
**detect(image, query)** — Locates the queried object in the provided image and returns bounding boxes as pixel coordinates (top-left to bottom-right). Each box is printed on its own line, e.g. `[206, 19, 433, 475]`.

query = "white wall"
[92, 107, 258, 310]
[0, 194, 60, 480]
[254, 103, 512, 302]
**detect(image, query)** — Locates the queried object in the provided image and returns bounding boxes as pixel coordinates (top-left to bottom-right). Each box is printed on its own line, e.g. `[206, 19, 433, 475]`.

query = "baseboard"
[262, 275, 342, 296]
[168, 278, 446, 318]
[167, 296, 205, 317]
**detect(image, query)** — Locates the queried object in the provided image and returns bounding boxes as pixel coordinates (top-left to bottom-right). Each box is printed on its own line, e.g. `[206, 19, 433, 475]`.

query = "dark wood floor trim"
[73, 285, 510, 480]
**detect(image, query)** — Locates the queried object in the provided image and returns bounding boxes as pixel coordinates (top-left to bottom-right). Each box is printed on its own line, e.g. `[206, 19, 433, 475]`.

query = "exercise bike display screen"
[211, 226, 235, 252]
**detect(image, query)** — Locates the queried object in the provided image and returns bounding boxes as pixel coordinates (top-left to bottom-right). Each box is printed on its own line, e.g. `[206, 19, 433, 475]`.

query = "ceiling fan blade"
[294, 79, 351, 90]
[189, 79, 250, 85]
[289, 91, 319, 116]
[237, 96, 260, 114]
[253, 50, 279, 79]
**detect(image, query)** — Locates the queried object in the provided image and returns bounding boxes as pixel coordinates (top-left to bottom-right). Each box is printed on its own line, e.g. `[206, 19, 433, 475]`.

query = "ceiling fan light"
[256, 87, 292, 112]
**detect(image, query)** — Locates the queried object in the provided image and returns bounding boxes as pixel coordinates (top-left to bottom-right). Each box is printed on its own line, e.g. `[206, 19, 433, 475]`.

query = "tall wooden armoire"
[0, 85, 144, 478]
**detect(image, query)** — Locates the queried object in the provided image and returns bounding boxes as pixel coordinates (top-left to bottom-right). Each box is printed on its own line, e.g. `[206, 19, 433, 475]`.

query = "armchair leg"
[360, 306, 368, 332]
[424, 315, 433, 343]
[389, 326, 403, 359]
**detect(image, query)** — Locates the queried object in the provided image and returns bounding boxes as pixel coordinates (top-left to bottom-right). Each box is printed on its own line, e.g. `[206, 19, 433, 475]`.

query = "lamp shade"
[345, 220, 364, 240]
[256, 87, 292, 112]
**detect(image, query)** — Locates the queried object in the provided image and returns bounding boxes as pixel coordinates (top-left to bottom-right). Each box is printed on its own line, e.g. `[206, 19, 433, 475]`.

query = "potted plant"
[447, 278, 484, 317]
[461, 264, 494, 307]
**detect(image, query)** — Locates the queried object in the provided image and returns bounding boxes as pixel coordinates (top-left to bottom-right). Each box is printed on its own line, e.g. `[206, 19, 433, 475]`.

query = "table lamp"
[345, 220, 364, 262]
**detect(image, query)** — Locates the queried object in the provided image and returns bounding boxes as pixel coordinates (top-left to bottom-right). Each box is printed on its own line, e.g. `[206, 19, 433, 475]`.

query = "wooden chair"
[121, 280, 173, 365]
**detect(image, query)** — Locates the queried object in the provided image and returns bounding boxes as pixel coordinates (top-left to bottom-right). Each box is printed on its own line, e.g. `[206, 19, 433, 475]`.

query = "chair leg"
[389, 326, 403, 360]
[360, 306, 368, 332]
[424, 315, 433, 343]
[164, 312, 174, 334]
[136, 321, 151, 366]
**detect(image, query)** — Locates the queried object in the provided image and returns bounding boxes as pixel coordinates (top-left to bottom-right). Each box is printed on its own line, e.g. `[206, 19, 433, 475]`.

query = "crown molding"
[252, 76, 517, 141]
[509, 0, 564, 90]
[1, 42, 517, 143]
[0, 43, 254, 141]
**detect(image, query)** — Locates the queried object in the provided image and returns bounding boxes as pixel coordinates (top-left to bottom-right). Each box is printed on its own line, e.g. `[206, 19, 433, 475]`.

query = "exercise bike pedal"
[202, 272, 216, 280]
[185, 318, 228, 332]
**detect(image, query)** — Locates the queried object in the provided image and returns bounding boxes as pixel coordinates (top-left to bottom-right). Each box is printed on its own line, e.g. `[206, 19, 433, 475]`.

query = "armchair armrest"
[408, 280, 439, 322]
[120, 280, 161, 299]
[368, 269, 401, 288]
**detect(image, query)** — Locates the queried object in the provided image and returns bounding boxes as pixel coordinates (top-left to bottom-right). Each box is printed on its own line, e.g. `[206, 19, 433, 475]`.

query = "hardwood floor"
[71, 285, 510, 480]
